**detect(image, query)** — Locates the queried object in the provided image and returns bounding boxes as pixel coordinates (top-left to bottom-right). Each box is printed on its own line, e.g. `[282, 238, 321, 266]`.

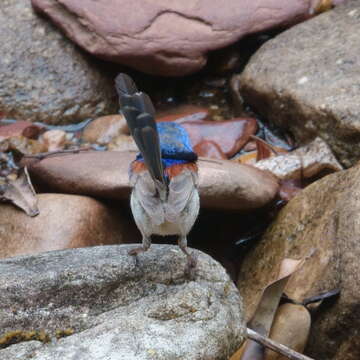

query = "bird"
[115, 73, 200, 275]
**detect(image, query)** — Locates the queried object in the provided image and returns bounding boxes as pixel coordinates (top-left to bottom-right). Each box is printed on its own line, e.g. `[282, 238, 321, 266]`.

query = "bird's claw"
[184, 252, 198, 280]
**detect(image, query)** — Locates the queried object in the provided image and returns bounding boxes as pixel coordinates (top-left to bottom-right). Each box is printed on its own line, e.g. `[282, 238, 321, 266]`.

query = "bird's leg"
[178, 235, 197, 279]
[128, 235, 151, 256]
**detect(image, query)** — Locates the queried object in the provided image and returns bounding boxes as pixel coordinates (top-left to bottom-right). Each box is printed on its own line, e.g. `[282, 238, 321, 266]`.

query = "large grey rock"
[237, 165, 360, 360]
[31, 0, 347, 76]
[0, 0, 117, 124]
[0, 245, 244, 360]
[240, 0, 360, 167]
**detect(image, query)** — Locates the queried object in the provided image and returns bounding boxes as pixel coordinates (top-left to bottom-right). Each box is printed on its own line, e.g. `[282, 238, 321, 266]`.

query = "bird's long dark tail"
[115, 73, 167, 194]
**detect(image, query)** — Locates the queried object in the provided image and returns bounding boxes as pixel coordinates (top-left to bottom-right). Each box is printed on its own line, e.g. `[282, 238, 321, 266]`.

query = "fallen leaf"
[265, 304, 311, 360]
[182, 118, 257, 158]
[0, 167, 39, 216]
[313, 0, 333, 14]
[193, 140, 227, 159]
[251, 136, 278, 162]
[231, 258, 305, 360]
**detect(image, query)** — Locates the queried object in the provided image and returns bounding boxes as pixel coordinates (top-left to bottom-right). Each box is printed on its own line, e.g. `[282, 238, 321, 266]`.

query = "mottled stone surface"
[0, 245, 245, 360]
[0, 193, 136, 259]
[238, 165, 360, 360]
[31, 0, 346, 76]
[26, 151, 279, 211]
[240, 0, 360, 167]
[0, 0, 117, 124]
[254, 137, 342, 180]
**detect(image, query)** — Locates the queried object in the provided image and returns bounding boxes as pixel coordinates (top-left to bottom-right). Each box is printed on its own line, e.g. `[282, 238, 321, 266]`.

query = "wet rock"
[0, 193, 134, 259]
[182, 118, 258, 158]
[237, 164, 360, 360]
[157, 105, 209, 123]
[0, 0, 117, 124]
[254, 137, 343, 180]
[41, 129, 66, 151]
[0, 121, 42, 140]
[81, 115, 129, 144]
[240, 0, 360, 167]
[27, 151, 279, 211]
[0, 245, 245, 360]
[30, 0, 342, 76]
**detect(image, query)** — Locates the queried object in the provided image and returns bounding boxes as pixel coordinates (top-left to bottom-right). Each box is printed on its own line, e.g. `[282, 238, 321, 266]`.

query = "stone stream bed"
[0, 1, 359, 359]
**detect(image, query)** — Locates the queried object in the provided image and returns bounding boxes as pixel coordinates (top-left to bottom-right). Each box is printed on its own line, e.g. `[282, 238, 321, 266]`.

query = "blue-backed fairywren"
[115, 73, 200, 274]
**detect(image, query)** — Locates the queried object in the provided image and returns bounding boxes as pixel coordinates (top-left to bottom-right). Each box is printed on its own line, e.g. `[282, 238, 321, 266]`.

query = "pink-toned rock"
[41, 129, 67, 151]
[27, 151, 279, 211]
[182, 118, 257, 158]
[0, 193, 138, 259]
[0, 121, 41, 140]
[30, 0, 346, 76]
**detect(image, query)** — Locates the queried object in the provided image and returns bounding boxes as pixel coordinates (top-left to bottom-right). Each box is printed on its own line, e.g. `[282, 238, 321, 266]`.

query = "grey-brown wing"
[115, 73, 165, 189]
[165, 170, 198, 223]
[130, 171, 165, 226]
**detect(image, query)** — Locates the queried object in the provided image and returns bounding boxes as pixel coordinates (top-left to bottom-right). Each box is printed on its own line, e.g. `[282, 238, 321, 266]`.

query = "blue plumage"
[136, 122, 197, 166]
[158, 122, 197, 161]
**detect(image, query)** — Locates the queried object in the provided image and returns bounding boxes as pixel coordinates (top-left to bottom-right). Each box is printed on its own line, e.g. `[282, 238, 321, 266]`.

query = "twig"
[23, 147, 92, 160]
[198, 157, 224, 164]
[246, 328, 314, 360]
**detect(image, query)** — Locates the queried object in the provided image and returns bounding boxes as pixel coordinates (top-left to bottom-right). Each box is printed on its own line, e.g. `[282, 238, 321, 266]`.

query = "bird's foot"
[128, 246, 148, 256]
[184, 251, 198, 280]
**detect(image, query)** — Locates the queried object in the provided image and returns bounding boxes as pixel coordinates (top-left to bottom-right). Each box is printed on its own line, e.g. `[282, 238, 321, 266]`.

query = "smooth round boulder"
[30, 0, 347, 76]
[0, 193, 137, 259]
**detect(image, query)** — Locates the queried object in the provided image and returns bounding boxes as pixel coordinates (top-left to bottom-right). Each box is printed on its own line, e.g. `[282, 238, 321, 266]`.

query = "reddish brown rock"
[0, 121, 41, 140]
[194, 140, 227, 159]
[27, 151, 279, 211]
[30, 0, 347, 76]
[0, 193, 137, 259]
[182, 118, 257, 158]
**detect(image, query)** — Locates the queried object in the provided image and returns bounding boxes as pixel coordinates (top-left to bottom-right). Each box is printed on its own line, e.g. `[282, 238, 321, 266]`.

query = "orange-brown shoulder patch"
[165, 162, 198, 179]
[131, 160, 148, 173]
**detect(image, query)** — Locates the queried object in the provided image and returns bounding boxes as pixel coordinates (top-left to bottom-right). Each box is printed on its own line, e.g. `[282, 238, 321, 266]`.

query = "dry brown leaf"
[0, 167, 39, 216]
[231, 258, 305, 360]
[265, 304, 311, 360]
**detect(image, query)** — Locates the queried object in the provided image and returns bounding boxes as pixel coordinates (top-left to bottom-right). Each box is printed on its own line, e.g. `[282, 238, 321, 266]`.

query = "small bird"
[115, 73, 200, 274]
